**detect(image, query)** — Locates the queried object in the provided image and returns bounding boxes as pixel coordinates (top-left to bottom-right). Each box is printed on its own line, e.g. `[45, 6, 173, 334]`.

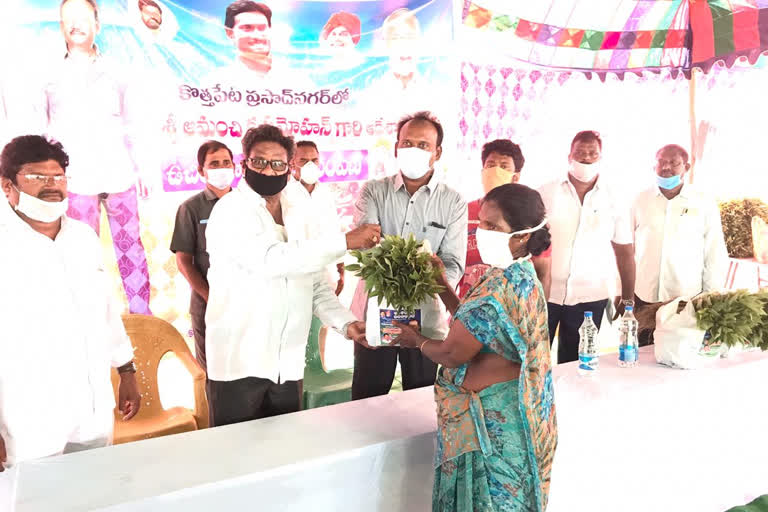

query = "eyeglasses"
[19, 174, 68, 185]
[245, 157, 288, 173]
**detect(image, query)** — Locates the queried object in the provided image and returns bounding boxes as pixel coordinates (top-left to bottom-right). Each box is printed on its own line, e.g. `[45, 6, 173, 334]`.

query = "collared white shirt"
[632, 185, 728, 302]
[43, 54, 143, 195]
[282, 178, 345, 283]
[539, 176, 633, 306]
[351, 172, 468, 340]
[204, 181, 356, 383]
[0, 208, 134, 466]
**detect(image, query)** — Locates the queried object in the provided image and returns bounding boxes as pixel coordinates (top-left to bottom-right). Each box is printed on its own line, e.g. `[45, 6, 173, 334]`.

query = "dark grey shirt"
[170, 188, 220, 316]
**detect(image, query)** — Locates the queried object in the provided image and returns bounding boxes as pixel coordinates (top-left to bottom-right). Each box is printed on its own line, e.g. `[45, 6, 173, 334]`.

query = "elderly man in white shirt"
[539, 131, 636, 364]
[0, 135, 140, 479]
[631, 144, 728, 342]
[282, 140, 346, 370]
[204, 125, 380, 427]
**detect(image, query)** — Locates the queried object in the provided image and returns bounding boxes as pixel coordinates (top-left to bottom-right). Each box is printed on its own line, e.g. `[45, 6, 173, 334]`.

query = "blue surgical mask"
[656, 174, 682, 190]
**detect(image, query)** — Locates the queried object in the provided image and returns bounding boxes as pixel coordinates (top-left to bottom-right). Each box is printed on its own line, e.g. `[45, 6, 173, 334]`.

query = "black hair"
[396, 111, 443, 148]
[60, 0, 99, 22]
[241, 124, 294, 162]
[481, 139, 525, 171]
[484, 184, 551, 256]
[570, 130, 602, 151]
[225, 1, 272, 29]
[197, 140, 233, 169]
[138, 0, 162, 14]
[295, 140, 318, 152]
[657, 144, 689, 163]
[0, 135, 70, 184]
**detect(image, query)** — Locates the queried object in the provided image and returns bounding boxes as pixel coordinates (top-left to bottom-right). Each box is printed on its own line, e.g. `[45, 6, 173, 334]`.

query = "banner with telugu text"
[0, 0, 456, 335]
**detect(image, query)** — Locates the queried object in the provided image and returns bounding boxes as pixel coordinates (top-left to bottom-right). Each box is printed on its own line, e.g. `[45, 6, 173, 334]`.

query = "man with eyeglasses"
[170, 140, 235, 387]
[0, 135, 140, 484]
[203, 125, 381, 426]
[631, 144, 728, 344]
[538, 130, 635, 364]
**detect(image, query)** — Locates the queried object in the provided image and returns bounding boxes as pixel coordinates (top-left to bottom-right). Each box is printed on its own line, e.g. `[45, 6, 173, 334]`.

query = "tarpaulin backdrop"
[0, 0, 456, 335]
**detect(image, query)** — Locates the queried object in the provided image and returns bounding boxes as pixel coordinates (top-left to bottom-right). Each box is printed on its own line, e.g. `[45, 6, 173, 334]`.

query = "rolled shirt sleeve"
[438, 198, 468, 287]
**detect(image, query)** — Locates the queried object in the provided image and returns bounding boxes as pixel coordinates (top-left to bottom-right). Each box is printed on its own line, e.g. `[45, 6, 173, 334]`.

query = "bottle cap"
[584, 311, 593, 317]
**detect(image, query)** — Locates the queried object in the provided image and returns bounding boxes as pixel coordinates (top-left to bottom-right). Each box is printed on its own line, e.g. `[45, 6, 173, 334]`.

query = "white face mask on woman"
[13, 187, 68, 223]
[476, 217, 548, 268]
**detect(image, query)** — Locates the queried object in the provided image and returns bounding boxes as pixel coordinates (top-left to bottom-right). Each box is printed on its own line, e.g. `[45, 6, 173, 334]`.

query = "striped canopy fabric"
[462, 0, 768, 76]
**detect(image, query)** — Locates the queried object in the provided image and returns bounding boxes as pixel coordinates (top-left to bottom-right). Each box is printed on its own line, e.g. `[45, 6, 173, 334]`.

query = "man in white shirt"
[45, 0, 153, 315]
[632, 144, 728, 342]
[204, 125, 380, 426]
[539, 131, 636, 363]
[282, 140, 345, 370]
[0, 135, 140, 478]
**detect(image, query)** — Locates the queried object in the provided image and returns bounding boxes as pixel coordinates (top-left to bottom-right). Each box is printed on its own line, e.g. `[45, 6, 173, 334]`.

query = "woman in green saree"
[393, 184, 557, 512]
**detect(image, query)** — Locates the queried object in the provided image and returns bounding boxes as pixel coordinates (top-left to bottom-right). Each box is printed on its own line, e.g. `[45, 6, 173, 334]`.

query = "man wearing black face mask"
[203, 124, 381, 426]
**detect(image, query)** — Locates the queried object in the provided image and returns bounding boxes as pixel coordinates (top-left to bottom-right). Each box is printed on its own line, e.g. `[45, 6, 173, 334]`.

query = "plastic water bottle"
[577, 311, 599, 376]
[618, 306, 639, 368]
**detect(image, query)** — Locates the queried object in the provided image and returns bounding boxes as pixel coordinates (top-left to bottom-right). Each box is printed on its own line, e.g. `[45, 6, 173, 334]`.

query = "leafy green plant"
[346, 234, 444, 314]
[693, 290, 767, 348]
[719, 198, 768, 258]
[749, 290, 768, 351]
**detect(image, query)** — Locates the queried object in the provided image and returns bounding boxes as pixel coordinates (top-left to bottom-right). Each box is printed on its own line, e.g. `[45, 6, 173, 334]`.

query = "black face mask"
[244, 168, 289, 197]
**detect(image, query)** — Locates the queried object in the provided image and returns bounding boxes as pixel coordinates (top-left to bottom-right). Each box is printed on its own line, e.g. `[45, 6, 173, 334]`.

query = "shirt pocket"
[424, 225, 447, 251]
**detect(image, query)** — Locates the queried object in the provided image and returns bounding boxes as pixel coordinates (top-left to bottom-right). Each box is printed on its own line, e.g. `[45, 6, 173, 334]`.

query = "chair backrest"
[304, 316, 324, 374]
[111, 314, 196, 418]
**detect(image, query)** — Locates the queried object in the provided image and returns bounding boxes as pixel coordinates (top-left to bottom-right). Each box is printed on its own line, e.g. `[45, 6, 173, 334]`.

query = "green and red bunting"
[462, 0, 768, 76]
[690, 0, 768, 72]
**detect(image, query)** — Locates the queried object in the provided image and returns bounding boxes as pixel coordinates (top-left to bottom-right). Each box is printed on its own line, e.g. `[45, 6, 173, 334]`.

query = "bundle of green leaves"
[346, 234, 444, 314]
[693, 289, 768, 349]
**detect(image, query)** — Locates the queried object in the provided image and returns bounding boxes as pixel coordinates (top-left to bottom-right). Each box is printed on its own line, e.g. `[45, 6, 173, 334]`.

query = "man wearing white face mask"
[0, 135, 140, 483]
[351, 111, 468, 400]
[631, 144, 727, 343]
[282, 140, 346, 369]
[171, 140, 235, 380]
[538, 130, 636, 364]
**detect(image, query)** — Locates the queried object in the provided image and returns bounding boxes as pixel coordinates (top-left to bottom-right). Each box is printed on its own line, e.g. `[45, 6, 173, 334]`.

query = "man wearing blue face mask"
[631, 144, 728, 340]
[350, 111, 468, 400]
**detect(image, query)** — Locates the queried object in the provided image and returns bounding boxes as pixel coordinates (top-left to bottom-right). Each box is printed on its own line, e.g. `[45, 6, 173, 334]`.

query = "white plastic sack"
[654, 298, 706, 369]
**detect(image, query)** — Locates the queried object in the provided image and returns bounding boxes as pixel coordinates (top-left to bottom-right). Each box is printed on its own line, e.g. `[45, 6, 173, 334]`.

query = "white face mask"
[205, 167, 234, 190]
[397, 147, 433, 180]
[13, 188, 68, 223]
[300, 161, 323, 185]
[568, 160, 601, 183]
[476, 218, 548, 268]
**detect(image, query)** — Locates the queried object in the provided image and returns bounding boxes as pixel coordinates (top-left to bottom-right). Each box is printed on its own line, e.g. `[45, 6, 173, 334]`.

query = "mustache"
[37, 190, 65, 200]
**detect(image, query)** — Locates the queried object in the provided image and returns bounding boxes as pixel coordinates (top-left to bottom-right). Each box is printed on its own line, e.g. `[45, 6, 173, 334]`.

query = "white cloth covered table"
[7, 347, 768, 512]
